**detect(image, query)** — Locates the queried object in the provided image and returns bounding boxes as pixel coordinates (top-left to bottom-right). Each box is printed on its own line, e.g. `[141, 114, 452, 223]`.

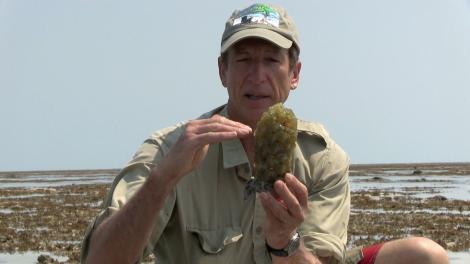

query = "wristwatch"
[266, 232, 301, 257]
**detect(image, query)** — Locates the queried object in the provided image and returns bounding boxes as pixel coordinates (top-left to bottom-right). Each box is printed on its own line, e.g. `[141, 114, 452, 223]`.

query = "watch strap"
[266, 232, 301, 257]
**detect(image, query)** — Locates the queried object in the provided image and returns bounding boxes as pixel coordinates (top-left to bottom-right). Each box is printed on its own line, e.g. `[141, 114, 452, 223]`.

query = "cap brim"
[221, 28, 293, 54]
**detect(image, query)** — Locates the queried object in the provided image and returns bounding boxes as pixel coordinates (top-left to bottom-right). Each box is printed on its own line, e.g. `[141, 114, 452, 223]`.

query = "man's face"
[218, 38, 301, 128]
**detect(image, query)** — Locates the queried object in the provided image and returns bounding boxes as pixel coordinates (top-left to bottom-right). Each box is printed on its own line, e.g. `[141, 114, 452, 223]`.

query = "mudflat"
[0, 163, 469, 263]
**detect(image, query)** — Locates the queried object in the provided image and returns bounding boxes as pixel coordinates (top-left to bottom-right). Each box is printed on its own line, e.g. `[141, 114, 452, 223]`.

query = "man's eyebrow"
[233, 46, 282, 55]
[233, 46, 250, 53]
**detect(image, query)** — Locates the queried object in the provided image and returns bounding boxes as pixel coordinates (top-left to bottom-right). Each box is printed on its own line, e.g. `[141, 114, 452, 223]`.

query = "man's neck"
[226, 103, 259, 130]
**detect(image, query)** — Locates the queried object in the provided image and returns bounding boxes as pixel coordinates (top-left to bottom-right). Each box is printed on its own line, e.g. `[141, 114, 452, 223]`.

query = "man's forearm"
[271, 243, 329, 264]
[86, 169, 176, 264]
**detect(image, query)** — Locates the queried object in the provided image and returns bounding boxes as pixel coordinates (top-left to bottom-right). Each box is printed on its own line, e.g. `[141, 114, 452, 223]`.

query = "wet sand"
[1, 163, 469, 263]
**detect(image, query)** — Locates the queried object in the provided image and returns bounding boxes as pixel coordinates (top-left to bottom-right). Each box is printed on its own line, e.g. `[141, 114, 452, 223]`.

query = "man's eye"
[267, 57, 280, 63]
[236, 58, 250, 62]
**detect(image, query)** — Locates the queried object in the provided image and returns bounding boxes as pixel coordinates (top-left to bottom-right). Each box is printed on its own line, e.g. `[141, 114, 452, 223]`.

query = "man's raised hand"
[156, 115, 252, 184]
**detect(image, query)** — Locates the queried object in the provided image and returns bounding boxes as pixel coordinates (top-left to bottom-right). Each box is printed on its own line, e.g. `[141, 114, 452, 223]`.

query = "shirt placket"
[235, 163, 269, 263]
[253, 192, 269, 263]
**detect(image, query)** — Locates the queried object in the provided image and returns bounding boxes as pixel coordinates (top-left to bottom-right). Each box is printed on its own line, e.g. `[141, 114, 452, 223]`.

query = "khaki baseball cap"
[221, 3, 300, 54]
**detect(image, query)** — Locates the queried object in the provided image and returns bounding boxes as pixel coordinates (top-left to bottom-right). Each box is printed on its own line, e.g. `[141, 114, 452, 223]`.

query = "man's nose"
[249, 60, 267, 84]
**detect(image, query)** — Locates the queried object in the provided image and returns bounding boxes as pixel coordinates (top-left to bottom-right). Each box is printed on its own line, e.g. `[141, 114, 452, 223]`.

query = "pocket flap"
[187, 226, 243, 254]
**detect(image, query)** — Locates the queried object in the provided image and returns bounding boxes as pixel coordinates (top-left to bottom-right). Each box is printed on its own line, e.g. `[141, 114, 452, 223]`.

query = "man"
[81, 3, 448, 264]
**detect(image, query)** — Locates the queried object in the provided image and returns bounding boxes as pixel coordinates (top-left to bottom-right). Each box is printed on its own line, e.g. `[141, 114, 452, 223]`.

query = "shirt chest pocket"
[187, 226, 243, 254]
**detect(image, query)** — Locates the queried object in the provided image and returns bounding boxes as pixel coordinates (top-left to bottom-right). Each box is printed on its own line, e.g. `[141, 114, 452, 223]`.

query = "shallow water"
[0, 251, 68, 263]
[350, 175, 470, 200]
[0, 193, 47, 199]
[351, 208, 470, 216]
[2, 172, 469, 200]
[0, 174, 115, 189]
[449, 251, 470, 264]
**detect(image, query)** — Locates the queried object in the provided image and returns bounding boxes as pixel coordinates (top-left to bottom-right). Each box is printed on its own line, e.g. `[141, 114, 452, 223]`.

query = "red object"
[358, 243, 384, 264]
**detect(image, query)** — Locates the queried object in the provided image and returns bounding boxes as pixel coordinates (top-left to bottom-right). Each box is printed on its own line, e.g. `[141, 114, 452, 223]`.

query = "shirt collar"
[218, 105, 250, 169]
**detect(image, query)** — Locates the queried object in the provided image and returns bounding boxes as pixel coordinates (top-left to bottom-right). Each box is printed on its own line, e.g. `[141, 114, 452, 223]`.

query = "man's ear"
[218, 56, 227, 87]
[290, 61, 301, 90]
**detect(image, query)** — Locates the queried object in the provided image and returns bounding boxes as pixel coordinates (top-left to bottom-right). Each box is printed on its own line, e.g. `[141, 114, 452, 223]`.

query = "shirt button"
[255, 226, 263, 235]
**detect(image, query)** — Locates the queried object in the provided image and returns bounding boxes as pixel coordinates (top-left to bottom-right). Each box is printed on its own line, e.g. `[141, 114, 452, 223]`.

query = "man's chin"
[227, 100, 277, 126]
[249, 109, 268, 125]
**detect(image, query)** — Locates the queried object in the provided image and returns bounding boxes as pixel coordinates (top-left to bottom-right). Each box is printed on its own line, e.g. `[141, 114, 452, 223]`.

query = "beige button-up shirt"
[81, 105, 350, 264]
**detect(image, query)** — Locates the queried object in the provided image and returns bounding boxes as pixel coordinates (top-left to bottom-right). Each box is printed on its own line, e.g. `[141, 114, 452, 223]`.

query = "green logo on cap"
[247, 4, 276, 16]
[233, 3, 280, 28]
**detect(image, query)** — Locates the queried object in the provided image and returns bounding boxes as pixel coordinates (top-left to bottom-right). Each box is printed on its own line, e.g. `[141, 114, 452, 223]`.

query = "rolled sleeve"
[80, 206, 119, 263]
[80, 135, 176, 263]
[300, 140, 350, 263]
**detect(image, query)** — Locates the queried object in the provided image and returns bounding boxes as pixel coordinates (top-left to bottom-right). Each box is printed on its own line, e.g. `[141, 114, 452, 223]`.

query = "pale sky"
[1, 1, 469, 171]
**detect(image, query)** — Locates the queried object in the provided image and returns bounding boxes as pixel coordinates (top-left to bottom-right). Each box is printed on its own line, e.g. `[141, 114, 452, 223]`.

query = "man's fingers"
[259, 192, 293, 224]
[193, 131, 239, 146]
[259, 193, 280, 222]
[192, 122, 250, 136]
[163, 115, 252, 180]
[284, 174, 309, 210]
[186, 115, 252, 138]
[209, 114, 252, 131]
[191, 115, 251, 132]
[274, 180, 304, 221]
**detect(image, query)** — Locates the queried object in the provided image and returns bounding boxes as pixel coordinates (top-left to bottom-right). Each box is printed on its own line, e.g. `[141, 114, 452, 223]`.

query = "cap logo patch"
[233, 4, 280, 28]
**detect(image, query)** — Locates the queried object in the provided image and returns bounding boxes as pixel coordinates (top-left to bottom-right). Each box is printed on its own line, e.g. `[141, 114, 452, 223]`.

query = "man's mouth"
[245, 94, 269, 100]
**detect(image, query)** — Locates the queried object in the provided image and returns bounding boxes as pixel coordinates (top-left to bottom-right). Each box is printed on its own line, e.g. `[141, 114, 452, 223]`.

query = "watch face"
[266, 232, 301, 257]
[287, 232, 301, 255]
